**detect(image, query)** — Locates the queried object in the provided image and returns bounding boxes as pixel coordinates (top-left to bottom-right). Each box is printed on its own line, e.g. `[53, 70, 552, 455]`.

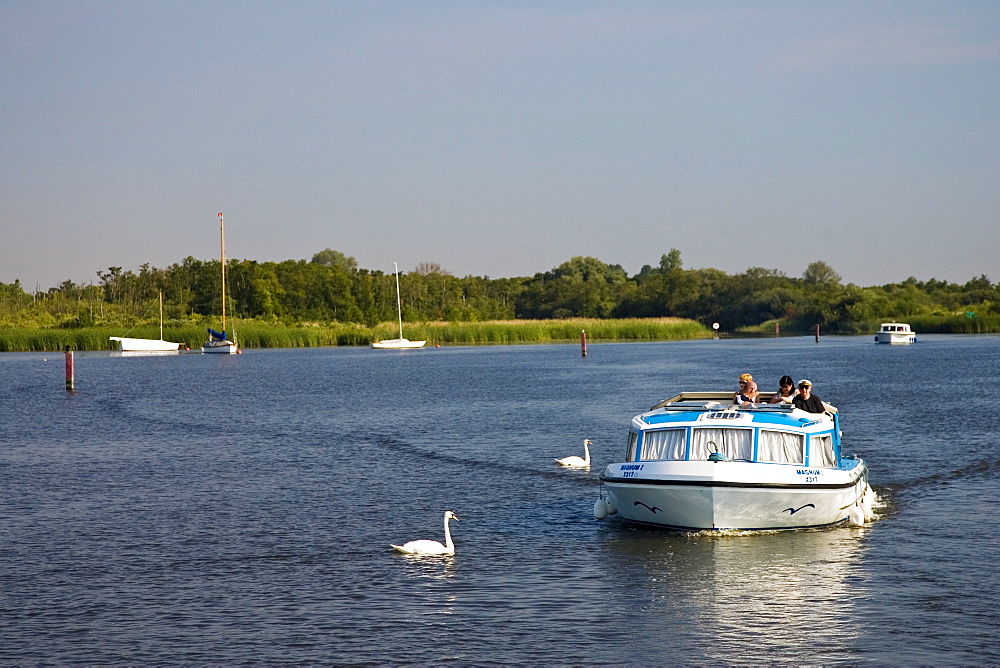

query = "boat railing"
[651, 391, 837, 415]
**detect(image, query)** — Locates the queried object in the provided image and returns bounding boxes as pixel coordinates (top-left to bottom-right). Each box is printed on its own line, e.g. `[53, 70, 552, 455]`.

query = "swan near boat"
[391, 510, 458, 556]
[555, 439, 592, 467]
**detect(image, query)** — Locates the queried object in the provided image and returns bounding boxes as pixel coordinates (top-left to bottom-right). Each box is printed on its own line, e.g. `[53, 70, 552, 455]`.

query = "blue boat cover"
[208, 328, 228, 340]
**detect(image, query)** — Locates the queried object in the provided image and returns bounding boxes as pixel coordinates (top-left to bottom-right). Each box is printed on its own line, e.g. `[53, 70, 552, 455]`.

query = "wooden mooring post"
[580, 329, 588, 357]
[64, 346, 75, 391]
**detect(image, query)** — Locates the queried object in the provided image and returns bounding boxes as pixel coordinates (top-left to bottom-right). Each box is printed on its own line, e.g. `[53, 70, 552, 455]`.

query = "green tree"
[310, 249, 358, 272]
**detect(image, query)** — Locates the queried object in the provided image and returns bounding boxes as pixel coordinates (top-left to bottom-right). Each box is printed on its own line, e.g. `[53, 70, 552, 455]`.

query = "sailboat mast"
[219, 213, 227, 333]
[394, 261, 403, 339]
[158, 290, 164, 340]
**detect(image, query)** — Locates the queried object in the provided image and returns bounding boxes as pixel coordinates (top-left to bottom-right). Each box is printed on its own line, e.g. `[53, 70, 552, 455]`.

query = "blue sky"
[2, 0, 997, 291]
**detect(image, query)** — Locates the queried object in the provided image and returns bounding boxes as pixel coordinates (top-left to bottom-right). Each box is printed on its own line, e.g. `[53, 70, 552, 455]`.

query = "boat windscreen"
[691, 428, 752, 461]
[640, 429, 686, 460]
[811, 434, 837, 467]
[758, 430, 804, 464]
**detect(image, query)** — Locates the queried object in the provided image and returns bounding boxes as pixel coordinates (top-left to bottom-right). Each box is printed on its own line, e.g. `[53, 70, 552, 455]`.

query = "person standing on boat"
[769, 375, 798, 404]
[792, 379, 825, 413]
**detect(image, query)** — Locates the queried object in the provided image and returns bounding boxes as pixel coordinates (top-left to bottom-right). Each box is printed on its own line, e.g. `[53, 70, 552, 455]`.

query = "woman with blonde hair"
[734, 373, 757, 406]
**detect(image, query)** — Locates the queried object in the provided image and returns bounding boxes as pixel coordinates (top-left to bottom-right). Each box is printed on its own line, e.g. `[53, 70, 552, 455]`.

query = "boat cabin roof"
[640, 391, 836, 431]
[878, 322, 912, 331]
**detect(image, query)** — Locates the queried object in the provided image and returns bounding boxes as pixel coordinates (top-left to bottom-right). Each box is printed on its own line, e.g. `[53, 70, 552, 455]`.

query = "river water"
[1, 335, 997, 664]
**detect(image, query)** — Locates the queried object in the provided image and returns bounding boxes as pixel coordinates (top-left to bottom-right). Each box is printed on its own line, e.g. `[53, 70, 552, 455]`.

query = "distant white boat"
[875, 322, 916, 345]
[203, 212, 239, 354]
[371, 337, 426, 350]
[110, 337, 180, 352]
[371, 262, 426, 349]
[110, 291, 180, 352]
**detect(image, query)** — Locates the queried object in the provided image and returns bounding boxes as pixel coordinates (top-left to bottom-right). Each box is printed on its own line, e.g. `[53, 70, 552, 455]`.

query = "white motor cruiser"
[596, 391, 877, 531]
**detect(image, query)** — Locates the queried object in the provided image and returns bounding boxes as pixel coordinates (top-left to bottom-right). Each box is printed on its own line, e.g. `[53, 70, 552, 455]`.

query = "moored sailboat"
[110, 290, 180, 352]
[202, 212, 239, 354]
[371, 262, 426, 349]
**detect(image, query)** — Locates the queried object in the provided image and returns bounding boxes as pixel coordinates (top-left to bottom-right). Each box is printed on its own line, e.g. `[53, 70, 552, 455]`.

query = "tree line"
[1, 249, 996, 333]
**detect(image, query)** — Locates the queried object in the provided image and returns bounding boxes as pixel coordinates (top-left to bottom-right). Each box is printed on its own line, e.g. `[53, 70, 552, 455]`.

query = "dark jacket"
[793, 393, 825, 413]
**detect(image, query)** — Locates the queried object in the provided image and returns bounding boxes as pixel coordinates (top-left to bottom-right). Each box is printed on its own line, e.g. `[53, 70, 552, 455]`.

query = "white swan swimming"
[555, 439, 591, 467]
[391, 510, 459, 556]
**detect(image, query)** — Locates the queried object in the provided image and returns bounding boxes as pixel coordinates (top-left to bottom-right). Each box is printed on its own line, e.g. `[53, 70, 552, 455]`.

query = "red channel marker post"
[64, 346, 75, 391]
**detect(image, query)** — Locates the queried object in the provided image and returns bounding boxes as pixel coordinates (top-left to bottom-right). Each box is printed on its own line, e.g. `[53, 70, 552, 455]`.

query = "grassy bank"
[740, 315, 1000, 336]
[0, 318, 710, 352]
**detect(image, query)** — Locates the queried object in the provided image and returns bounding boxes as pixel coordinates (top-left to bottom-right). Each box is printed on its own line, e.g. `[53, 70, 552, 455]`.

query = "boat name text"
[619, 463, 644, 478]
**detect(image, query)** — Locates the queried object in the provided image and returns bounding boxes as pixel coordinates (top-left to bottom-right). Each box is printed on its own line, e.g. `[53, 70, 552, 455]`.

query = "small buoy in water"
[606, 498, 617, 515]
[594, 498, 608, 520]
[849, 506, 865, 526]
[435, 344, 440, 348]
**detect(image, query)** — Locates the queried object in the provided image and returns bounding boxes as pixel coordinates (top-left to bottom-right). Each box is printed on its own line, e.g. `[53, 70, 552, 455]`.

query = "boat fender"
[861, 485, 877, 521]
[594, 498, 608, 520]
[849, 506, 865, 526]
[605, 498, 617, 515]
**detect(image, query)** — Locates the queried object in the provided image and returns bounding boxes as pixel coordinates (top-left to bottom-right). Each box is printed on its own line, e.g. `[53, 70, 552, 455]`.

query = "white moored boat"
[202, 213, 239, 354]
[371, 262, 426, 349]
[596, 391, 876, 531]
[110, 337, 180, 353]
[875, 322, 915, 344]
[111, 292, 179, 353]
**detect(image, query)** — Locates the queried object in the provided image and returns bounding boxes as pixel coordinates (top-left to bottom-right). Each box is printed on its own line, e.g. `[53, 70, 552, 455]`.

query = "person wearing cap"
[792, 379, 825, 413]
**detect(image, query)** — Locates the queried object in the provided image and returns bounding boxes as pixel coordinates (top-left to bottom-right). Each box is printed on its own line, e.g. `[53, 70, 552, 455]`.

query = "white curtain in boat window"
[626, 431, 639, 462]
[691, 428, 752, 461]
[758, 430, 804, 464]
[640, 429, 686, 461]
[811, 433, 837, 467]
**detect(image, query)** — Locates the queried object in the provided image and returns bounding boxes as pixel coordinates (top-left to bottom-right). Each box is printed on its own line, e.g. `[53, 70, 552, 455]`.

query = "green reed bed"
[0, 318, 710, 352]
[906, 314, 1000, 334]
[412, 318, 710, 345]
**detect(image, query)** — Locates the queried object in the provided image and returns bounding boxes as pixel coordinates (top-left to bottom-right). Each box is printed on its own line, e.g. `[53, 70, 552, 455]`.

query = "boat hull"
[875, 332, 916, 344]
[875, 322, 915, 344]
[601, 460, 869, 531]
[202, 340, 238, 354]
[110, 336, 180, 352]
[370, 338, 426, 349]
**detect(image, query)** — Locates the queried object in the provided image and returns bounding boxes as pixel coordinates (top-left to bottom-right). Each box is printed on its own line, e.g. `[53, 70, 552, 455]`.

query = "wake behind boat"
[371, 261, 425, 349]
[596, 391, 876, 531]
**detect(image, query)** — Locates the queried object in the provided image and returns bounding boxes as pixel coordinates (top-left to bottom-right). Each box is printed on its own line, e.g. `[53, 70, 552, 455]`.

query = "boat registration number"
[619, 464, 644, 478]
[797, 469, 821, 483]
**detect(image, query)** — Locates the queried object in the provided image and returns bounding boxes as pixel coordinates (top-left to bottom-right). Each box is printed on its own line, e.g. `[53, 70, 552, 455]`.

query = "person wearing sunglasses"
[769, 375, 797, 404]
[792, 379, 825, 413]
